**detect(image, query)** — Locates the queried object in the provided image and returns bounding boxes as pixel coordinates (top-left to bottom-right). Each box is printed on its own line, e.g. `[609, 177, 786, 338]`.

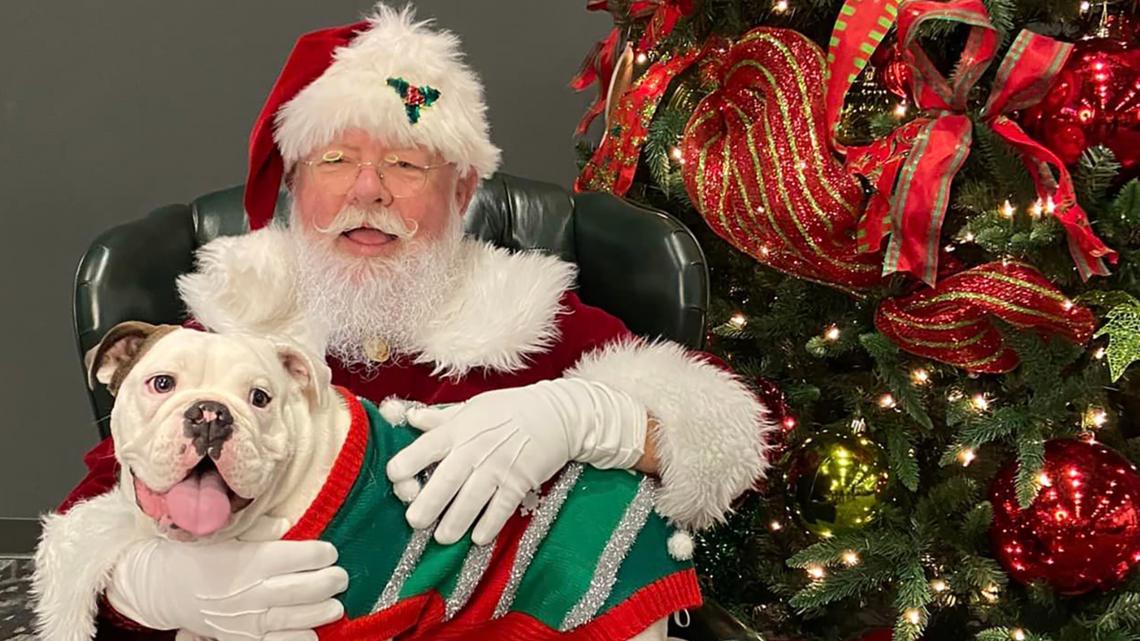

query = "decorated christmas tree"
[570, 0, 1140, 639]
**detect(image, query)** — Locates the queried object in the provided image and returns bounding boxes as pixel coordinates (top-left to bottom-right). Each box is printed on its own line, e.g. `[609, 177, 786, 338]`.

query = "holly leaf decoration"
[1093, 293, 1140, 382]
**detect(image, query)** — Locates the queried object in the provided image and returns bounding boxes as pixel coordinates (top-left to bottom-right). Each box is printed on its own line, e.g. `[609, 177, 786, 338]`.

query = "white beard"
[288, 202, 465, 374]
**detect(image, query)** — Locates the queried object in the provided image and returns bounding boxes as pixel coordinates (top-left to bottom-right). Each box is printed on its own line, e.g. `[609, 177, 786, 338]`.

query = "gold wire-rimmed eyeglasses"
[300, 150, 452, 198]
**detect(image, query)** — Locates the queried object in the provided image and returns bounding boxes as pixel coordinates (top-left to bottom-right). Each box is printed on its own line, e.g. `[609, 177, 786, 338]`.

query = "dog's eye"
[147, 375, 176, 394]
[250, 388, 272, 408]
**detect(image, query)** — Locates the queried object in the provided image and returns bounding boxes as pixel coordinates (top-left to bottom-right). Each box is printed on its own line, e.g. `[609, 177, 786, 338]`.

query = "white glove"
[106, 517, 348, 641]
[386, 378, 648, 546]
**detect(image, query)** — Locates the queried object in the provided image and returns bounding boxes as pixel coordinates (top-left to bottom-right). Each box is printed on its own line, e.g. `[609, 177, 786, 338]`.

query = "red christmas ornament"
[990, 439, 1140, 595]
[870, 41, 910, 99]
[1020, 37, 1140, 181]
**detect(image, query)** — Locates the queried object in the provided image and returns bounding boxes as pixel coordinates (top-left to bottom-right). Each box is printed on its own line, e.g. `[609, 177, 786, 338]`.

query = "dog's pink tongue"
[165, 468, 232, 536]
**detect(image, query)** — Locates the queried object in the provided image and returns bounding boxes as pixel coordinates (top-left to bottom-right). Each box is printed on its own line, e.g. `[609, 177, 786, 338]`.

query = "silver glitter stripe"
[559, 476, 658, 631]
[492, 462, 584, 619]
[373, 525, 435, 613]
[443, 540, 497, 620]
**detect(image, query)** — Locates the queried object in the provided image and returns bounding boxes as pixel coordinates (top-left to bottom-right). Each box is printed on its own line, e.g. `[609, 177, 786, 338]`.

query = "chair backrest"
[74, 173, 709, 436]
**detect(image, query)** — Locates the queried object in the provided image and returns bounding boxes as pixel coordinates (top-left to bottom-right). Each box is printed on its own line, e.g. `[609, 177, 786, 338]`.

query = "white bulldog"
[34, 323, 698, 641]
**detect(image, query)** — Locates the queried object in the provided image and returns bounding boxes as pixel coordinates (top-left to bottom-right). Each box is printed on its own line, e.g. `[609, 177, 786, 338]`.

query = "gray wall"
[0, 1, 610, 522]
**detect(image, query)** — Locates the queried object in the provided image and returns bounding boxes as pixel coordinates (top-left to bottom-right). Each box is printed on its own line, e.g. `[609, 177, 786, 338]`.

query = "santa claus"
[36, 4, 773, 641]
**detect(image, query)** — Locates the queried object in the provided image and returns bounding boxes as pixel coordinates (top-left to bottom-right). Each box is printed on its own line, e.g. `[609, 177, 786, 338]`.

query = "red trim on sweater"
[317, 593, 436, 641]
[283, 387, 369, 541]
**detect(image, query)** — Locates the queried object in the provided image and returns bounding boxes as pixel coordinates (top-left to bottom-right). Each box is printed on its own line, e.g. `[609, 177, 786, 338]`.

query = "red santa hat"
[244, 3, 502, 230]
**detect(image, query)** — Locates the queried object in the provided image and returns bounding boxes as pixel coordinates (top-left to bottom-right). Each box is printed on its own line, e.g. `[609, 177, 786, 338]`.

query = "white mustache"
[313, 206, 419, 239]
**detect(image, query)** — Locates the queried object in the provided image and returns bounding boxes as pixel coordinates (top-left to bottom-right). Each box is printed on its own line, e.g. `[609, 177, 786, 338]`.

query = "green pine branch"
[860, 333, 934, 431]
[1014, 423, 1046, 508]
[1076, 146, 1122, 214]
[788, 557, 900, 613]
[978, 628, 1054, 641]
[883, 421, 920, 492]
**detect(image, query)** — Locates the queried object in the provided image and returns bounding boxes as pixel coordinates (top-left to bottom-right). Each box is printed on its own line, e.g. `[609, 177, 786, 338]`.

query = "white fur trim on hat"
[274, 3, 502, 177]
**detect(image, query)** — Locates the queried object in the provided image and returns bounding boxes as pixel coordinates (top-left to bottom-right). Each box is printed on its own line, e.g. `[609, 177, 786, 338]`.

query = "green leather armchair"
[71, 172, 760, 641]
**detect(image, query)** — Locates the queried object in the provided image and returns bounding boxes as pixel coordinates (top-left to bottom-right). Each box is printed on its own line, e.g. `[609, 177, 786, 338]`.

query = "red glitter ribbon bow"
[875, 261, 1096, 373]
[576, 44, 706, 195]
[630, 0, 697, 51]
[570, 0, 696, 136]
[570, 2, 622, 137]
[678, 28, 884, 291]
[839, 0, 1117, 285]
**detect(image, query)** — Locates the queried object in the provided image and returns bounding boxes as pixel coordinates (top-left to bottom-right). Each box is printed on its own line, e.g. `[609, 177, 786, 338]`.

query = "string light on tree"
[1011, 629, 1027, 641]
[972, 393, 990, 411]
[824, 324, 841, 341]
[1086, 406, 1108, 428]
[773, 0, 790, 13]
[635, 51, 648, 65]
[911, 368, 930, 385]
[893, 101, 908, 118]
[842, 550, 860, 566]
[981, 583, 1001, 602]
[806, 564, 826, 580]
[1001, 199, 1016, 219]
[769, 520, 783, 532]
[904, 609, 922, 625]
[1029, 199, 1044, 218]
[1094, 346, 1107, 360]
[730, 312, 747, 329]
[1079, 0, 1091, 12]
[959, 448, 977, 467]
[930, 578, 948, 593]
[670, 146, 684, 163]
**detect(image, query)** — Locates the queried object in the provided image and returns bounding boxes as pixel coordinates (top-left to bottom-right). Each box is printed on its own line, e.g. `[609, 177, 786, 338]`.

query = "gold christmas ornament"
[785, 432, 890, 537]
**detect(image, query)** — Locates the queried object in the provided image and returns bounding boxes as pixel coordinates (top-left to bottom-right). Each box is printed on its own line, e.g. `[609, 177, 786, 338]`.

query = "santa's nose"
[183, 400, 234, 460]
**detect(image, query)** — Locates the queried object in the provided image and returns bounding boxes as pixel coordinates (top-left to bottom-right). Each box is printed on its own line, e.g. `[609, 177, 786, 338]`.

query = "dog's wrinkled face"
[86, 323, 328, 541]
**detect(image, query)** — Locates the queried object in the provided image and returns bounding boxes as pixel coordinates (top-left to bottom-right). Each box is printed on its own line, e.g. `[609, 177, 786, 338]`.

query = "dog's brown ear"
[85, 322, 178, 395]
[274, 340, 331, 408]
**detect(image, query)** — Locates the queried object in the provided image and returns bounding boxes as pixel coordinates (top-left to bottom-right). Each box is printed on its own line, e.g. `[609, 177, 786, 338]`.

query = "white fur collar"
[176, 226, 576, 378]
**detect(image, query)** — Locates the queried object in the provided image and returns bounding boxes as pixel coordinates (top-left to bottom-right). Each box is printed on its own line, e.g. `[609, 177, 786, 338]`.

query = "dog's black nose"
[183, 401, 234, 459]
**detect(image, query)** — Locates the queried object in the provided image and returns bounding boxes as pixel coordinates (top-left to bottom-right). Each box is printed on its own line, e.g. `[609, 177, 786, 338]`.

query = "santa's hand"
[386, 379, 647, 546]
[106, 535, 348, 641]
